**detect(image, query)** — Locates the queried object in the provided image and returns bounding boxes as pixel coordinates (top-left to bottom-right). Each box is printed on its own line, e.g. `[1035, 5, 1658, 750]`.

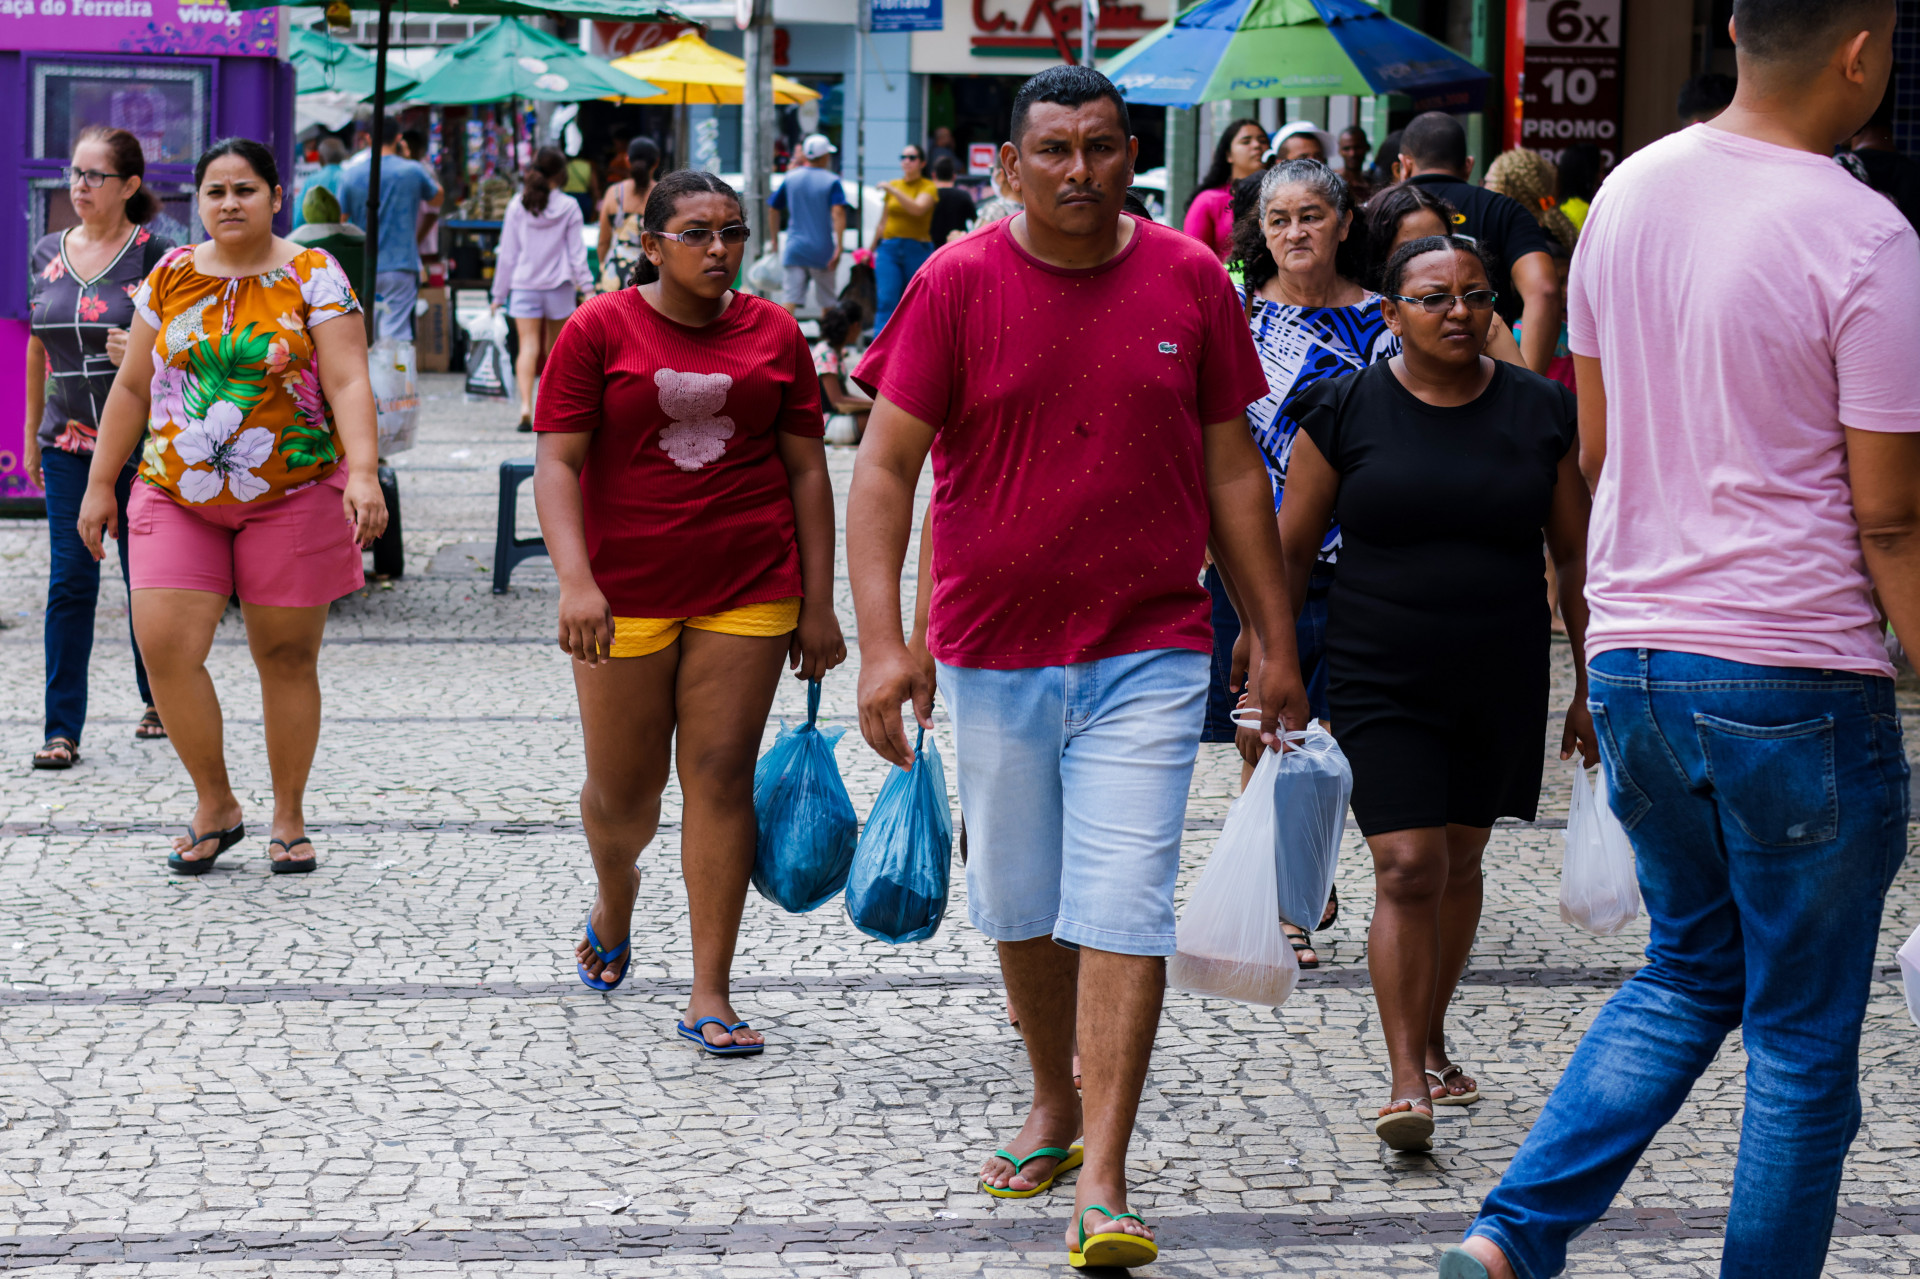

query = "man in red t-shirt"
[848, 66, 1307, 1265]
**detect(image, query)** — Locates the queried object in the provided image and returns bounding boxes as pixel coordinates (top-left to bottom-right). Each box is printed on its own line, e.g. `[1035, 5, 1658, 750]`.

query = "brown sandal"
[32, 737, 78, 770]
[134, 708, 167, 740]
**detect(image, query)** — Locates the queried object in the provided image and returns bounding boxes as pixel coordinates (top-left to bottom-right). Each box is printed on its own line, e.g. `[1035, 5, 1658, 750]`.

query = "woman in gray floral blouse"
[26, 126, 172, 769]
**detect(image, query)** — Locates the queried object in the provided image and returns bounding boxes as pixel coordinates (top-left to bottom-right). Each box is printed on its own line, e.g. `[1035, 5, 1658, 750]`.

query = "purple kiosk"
[0, 1, 295, 508]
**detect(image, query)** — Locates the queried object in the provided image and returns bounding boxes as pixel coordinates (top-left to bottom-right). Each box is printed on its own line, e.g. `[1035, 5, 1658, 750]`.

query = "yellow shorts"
[609, 597, 801, 659]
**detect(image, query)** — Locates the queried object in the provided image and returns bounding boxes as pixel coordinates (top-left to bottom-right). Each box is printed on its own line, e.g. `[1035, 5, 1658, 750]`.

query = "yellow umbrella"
[610, 30, 820, 104]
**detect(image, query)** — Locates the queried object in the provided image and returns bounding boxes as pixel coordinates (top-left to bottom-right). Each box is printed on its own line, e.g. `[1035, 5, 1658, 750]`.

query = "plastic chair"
[492, 457, 547, 593]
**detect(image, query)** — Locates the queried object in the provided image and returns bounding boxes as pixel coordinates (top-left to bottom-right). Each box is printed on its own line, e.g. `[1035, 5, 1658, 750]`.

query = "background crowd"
[20, 1, 1920, 1274]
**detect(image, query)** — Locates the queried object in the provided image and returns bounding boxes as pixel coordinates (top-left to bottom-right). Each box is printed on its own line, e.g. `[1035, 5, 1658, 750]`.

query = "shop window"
[32, 61, 211, 168]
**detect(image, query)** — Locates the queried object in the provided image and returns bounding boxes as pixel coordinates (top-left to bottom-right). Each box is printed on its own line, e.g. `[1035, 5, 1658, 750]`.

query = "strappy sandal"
[168, 821, 245, 875]
[675, 1016, 764, 1057]
[1068, 1205, 1157, 1269]
[1285, 924, 1320, 970]
[576, 919, 631, 992]
[32, 737, 79, 770]
[134, 708, 167, 740]
[1320, 884, 1339, 930]
[1374, 1097, 1435, 1152]
[979, 1143, 1083, 1199]
[268, 836, 316, 875]
[1427, 1063, 1481, 1106]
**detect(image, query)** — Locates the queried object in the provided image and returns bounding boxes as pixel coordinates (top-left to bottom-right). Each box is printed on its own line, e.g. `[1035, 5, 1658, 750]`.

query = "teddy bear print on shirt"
[655, 369, 735, 471]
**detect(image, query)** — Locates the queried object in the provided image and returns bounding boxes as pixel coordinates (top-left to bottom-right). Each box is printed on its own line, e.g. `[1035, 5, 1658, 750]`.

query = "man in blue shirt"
[339, 117, 443, 339]
[767, 134, 848, 315]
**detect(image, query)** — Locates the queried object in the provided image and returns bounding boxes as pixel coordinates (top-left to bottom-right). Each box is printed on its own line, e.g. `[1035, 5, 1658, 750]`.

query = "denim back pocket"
[1693, 713, 1838, 848]
[1587, 701, 1651, 829]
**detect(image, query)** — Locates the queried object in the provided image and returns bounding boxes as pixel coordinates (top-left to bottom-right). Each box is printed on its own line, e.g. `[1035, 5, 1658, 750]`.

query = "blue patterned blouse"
[1239, 288, 1398, 565]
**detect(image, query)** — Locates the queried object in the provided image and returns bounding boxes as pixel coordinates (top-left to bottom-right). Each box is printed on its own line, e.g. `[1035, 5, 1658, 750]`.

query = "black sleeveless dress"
[1292, 358, 1578, 836]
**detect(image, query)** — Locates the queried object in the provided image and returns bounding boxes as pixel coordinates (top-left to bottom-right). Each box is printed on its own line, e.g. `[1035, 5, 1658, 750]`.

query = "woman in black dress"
[1279, 236, 1596, 1153]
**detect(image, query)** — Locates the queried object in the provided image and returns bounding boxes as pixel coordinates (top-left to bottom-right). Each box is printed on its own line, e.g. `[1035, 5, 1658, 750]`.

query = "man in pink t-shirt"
[848, 67, 1305, 1266]
[1448, 3, 1920, 1278]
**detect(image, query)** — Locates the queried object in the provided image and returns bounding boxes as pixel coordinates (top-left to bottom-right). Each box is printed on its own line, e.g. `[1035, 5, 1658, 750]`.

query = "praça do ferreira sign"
[0, 0, 278, 56]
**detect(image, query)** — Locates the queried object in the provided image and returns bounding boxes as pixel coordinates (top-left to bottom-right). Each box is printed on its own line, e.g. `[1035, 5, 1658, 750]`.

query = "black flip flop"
[268, 836, 316, 875]
[134, 709, 167, 740]
[32, 737, 79, 770]
[168, 822, 245, 875]
[1320, 884, 1339, 930]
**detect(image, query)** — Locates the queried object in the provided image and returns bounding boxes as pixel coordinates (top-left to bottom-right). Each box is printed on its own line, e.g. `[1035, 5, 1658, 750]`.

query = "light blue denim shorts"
[937, 647, 1208, 957]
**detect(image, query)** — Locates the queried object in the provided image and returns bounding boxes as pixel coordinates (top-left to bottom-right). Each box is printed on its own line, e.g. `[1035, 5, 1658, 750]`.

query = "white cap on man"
[801, 134, 837, 160]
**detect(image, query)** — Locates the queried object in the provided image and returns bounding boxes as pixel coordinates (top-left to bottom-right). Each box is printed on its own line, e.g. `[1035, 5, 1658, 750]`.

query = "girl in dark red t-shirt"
[533, 170, 846, 1055]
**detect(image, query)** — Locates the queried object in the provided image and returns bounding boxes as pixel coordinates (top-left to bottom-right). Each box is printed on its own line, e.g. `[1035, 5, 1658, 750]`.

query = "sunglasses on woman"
[1389, 289, 1499, 315]
[653, 225, 752, 247]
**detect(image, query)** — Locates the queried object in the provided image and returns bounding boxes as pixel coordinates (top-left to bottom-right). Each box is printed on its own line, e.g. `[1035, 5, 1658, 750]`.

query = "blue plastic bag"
[750, 680, 859, 913]
[845, 726, 953, 944]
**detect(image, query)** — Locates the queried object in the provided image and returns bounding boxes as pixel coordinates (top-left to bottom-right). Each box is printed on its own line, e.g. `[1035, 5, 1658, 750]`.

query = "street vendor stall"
[0, 0, 295, 510]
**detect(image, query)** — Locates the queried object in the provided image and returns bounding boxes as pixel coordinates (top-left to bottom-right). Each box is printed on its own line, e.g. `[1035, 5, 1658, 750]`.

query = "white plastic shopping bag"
[1170, 742, 1300, 1008]
[463, 310, 512, 401]
[1269, 724, 1352, 930]
[746, 250, 783, 297]
[368, 338, 419, 454]
[1899, 926, 1920, 1031]
[1560, 761, 1641, 936]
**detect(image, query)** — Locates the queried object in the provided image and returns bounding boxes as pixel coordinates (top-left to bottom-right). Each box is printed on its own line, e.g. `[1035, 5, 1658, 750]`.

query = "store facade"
[0, 0, 293, 505]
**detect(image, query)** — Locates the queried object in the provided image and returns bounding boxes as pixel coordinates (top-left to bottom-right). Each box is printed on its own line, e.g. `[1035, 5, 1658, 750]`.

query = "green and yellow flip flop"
[978, 1144, 1083, 1199]
[1068, 1204, 1157, 1270]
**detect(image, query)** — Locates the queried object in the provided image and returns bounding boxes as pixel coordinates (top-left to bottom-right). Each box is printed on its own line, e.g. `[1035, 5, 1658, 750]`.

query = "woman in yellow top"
[872, 143, 937, 332]
[77, 136, 387, 877]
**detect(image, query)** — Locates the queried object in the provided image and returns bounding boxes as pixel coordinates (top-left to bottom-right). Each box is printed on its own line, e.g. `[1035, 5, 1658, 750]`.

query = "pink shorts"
[128, 469, 366, 607]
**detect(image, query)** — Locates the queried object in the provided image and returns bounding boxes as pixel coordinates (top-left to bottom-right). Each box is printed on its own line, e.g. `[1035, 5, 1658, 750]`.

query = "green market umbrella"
[396, 17, 661, 104]
[1106, 0, 1490, 112]
[289, 28, 416, 97]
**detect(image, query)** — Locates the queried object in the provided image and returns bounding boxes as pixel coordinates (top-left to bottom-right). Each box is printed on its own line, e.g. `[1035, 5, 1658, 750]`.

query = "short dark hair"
[1732, 0, 1890, 65]
[195, 136, 280, 191]
[378, 116, 401, 145]
[932, 154, 955, 181]
[1382, 234, 1494, 300]
[1010, 65, 1130, 147]
[1555, 142, 1603, 203]
[1399, 112, 1468, 172]
[1676, 72, 1737, 119]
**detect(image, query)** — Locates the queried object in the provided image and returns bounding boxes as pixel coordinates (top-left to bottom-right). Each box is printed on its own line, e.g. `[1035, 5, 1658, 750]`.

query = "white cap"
[801, 133, 837, 159]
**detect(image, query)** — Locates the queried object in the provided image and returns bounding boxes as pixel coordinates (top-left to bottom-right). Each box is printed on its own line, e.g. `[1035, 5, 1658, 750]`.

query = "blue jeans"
[938, 648, 1208, 955]
[1468, 648, 1910, 1279]
[1201, 565, 1331, 742]
[872, 237, 932, 334]
[42, 447, 151, 744]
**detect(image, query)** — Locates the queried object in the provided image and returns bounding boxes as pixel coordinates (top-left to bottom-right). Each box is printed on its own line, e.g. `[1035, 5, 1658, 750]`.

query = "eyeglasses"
[653, 225, 752, 247]
[1388, 289, 1499, 315]
[68, 167, 127, 189]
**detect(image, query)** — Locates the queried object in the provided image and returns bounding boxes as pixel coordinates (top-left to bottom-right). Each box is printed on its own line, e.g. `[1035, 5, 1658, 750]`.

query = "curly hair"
[1484, 148, 1578, 253]
[1226, 160, 1361, 305]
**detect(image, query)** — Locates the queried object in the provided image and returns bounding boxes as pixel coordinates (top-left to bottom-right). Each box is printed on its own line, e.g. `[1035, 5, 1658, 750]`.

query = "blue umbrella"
[1106, 0, 1491, 113]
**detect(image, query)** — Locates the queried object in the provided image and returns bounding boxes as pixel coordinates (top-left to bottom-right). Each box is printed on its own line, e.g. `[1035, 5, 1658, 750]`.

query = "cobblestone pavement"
[1, 376, 1917, 1277]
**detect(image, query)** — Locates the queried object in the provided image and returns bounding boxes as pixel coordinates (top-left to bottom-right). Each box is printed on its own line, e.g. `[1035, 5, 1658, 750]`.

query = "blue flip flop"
[575, 920, 630, 992]
[1438, 1249, 1492, 1279]
[676, 1016, 765, 1057]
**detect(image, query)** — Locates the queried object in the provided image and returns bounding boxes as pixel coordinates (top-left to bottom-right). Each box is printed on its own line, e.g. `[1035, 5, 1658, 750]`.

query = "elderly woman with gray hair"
[1205, 159, 1395, 967]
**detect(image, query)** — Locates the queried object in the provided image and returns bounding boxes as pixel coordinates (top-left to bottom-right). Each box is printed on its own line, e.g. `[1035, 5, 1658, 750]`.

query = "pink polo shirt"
[1571, 125, 1920, 676]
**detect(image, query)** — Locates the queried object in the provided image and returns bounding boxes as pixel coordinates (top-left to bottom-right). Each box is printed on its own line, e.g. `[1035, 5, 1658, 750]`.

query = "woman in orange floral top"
[79, 137, 387, 877]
